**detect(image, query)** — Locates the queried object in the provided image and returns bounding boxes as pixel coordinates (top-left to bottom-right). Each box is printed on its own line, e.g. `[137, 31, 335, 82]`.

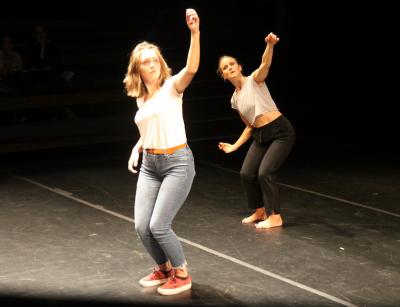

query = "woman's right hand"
[128, 148, 140, 173]
[218, 142, 236, 154]
[186, 8, 200, 33]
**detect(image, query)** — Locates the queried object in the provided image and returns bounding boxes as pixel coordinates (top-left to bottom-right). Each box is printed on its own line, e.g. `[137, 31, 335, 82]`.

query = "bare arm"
[218, 112, 253, 154]
[253, 32, 279, 83]
[218, 126, 252, 154]
[234, 125, 253, 149]
[133, 137, 143, 153]
[174, 8, 200, 93]
[128, 137, 143, 173]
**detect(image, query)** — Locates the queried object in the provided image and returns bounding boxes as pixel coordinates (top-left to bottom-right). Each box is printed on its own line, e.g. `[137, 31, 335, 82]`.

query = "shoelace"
[149, 269, 166, 280]
[171, 276, 177, 287]
[170, 274, 188, 286]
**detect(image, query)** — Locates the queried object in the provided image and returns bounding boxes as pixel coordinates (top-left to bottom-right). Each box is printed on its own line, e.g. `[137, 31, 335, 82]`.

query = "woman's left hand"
[265, 32, 279, 45]
[218, 142, 236, 154]
[186, 8, 200, 33]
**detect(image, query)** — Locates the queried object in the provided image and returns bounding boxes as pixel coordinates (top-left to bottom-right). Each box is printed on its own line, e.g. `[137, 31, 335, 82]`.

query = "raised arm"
[253, 32, 279, 83]
[174, 8, 200, 93]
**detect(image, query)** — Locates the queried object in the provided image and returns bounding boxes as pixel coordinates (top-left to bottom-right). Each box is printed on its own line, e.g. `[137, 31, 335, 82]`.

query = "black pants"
[240, 115, 295, 215]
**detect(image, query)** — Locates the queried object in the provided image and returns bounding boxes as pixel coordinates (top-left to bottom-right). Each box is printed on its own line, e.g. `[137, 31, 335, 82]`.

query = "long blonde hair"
[123, 41, 171, 98]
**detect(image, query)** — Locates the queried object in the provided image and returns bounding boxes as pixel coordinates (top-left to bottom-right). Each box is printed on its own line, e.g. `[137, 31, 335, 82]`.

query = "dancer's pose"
[123, 8, 200, 295]
[217, 32, 295, 229]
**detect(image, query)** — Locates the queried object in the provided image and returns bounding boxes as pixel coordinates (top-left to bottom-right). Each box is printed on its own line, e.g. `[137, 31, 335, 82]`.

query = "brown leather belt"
[146, 143, 187, 155]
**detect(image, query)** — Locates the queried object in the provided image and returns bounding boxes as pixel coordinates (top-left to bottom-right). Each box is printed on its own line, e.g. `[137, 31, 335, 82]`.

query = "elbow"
[185, 69, 198, 75]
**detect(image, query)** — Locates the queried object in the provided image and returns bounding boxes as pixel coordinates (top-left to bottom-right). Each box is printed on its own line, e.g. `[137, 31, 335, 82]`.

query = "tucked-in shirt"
[135, 76, 186, 149]
[231, 75, 278, 125]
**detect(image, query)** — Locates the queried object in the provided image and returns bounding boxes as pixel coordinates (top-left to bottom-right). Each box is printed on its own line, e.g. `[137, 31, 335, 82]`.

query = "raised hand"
[186, 8, 200, 33]
[265, 32, 279, 46]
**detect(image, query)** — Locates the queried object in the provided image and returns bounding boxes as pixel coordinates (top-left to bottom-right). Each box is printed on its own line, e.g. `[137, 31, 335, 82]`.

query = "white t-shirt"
[231, 75, 279, 125]
[134, 76, 187, 149]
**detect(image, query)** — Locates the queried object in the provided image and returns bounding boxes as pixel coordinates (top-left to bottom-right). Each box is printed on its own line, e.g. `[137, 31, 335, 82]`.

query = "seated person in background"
[26, 24, 69, 94]
[0, 35, 24, 95]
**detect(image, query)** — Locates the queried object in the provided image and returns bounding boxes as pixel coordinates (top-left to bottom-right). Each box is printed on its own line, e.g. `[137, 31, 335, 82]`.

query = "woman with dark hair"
[217, 33, 295, 229]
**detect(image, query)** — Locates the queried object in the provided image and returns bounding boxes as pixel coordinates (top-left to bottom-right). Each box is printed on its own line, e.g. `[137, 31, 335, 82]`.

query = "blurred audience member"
[25, 24, 74, 94]
[29, 25, 59, 70]
[0, 35, 25, 95]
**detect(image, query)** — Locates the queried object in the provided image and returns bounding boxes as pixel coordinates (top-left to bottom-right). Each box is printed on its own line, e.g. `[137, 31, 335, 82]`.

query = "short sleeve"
[166, 75, 183, 99]
[136, 97, 144, 108]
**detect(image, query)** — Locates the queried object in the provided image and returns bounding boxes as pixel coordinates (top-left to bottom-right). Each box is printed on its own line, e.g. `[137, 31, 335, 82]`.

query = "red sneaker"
[139, 269, 173, 287]
[157, 274, 192, 296]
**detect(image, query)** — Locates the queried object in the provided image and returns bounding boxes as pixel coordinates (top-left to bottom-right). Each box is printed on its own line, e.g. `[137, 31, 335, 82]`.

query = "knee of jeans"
[149, 221, 168, 237]
[135, 222, 149, 238]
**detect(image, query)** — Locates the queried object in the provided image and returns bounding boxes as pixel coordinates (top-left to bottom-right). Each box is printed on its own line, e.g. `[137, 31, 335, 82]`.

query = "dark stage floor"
[0, 140, 399, 307]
